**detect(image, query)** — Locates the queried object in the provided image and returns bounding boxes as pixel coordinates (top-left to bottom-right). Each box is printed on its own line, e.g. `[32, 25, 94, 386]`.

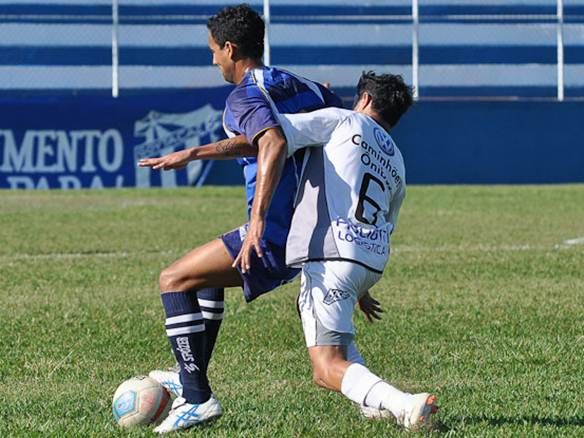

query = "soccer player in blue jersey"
[138, 4, 345, 433]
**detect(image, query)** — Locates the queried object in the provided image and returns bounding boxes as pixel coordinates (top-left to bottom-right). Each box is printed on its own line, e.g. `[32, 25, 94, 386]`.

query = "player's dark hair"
[207, 4, 264, 60]
[356, 71, 414, 128]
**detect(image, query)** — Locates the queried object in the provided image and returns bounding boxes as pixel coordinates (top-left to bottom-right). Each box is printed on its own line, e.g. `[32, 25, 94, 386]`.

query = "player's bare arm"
[137, 134, 257, 170]
[214, 136, 258, 157]
[233, 127, 287, 272]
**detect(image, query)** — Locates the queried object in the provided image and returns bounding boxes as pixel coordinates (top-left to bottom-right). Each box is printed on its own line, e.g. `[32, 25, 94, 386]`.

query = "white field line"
[393, 244, 535, 253]
[554, 236, 584, 249]
[0, 244, 547, 263]
[0, 250, 176, 262]
[563, 237, 584, 246]
[1, 240, 581, 263]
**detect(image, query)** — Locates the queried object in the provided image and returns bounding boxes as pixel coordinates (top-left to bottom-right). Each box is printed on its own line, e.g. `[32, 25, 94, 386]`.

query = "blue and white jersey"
[223, 66, 343, 247]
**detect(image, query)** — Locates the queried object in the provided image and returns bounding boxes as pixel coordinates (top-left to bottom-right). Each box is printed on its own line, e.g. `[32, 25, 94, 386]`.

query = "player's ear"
[224, 41, 236, 60]
[353, 92, 372, 111]
[361, 91, 373, 107]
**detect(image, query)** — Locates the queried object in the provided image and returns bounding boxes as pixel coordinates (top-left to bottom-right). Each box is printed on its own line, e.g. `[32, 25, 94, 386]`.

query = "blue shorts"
[221, 224, 300, 303]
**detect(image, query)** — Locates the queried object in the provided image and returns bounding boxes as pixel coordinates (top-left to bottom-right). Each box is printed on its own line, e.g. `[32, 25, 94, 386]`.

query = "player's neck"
[233, 59, 264, 84]
[355, 96, 392, 132]
[363, 109, 392, 132]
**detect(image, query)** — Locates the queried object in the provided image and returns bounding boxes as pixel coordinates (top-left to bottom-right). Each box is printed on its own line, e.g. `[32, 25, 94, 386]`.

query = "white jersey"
[279, 107, 406, 273]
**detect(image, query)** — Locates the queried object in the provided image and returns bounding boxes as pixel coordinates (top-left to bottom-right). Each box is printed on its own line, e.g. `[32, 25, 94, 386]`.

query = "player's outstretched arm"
[137, 135, 257, 170]
[233, 127, 287, 272]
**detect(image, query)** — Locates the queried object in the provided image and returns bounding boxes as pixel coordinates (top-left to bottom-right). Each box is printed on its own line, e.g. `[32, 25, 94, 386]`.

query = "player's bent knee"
[159, 264, 205, 292]
[159, 266, 185, 292]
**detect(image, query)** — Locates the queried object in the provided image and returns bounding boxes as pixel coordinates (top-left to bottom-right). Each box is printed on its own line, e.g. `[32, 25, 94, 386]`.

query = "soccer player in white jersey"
[277, 71, 438, 431]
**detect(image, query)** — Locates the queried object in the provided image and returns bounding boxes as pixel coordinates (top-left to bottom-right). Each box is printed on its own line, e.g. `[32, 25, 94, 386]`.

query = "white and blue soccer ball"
[112, 375, 171, 427]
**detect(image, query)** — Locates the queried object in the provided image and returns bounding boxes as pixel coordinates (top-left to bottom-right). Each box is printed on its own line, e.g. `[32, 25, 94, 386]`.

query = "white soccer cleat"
[397, 393, 438, 431]
[359, 404, 391, 419]
[153, 395, 223, 434]
[149, 370, 183, 398]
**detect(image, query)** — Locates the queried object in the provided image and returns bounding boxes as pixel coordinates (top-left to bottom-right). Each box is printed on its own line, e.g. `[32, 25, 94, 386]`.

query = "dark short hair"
[356, 71, 414, 128]
[207, 4, 264, 59]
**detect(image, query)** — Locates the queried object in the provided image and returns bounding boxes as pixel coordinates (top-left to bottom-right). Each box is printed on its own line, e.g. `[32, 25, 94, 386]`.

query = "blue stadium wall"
[0, 91, 582, 188]
[394, 100, 584, 184]
[1, 0, 584, 187]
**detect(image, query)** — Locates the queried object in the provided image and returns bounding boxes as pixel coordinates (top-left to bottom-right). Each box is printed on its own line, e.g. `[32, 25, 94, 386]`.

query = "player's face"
[208, 34, 235, 83]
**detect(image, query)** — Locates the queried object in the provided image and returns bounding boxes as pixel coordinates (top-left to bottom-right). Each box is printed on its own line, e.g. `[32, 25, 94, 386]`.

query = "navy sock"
[161, 291, 211, 404]
[197, 288, 225, 366]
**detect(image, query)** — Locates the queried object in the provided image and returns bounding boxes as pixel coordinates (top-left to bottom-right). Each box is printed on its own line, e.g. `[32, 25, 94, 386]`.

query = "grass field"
[1, 185, 583, 437]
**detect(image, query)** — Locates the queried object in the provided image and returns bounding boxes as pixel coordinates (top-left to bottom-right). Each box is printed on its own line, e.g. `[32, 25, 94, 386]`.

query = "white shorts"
[299, 260, 382, 348]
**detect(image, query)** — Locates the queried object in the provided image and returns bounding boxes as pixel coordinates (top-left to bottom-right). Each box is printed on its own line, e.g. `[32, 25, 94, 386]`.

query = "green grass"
[1, 185, 583, 436]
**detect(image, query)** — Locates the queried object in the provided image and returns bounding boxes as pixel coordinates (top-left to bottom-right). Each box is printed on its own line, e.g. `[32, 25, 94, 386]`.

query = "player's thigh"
[161, 238, 242, 291]
[299, 261, 379, 347]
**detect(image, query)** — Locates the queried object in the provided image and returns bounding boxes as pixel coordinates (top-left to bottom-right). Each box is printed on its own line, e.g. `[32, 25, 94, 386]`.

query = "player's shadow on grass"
[461, 414, 584, 428]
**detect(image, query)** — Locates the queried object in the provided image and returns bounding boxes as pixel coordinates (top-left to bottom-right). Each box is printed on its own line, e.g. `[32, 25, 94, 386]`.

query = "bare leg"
[308, 345, 437, 430]
[159, 238, 242, 292]
[156, 238, 242, 405]
[308, 345, 351, 392]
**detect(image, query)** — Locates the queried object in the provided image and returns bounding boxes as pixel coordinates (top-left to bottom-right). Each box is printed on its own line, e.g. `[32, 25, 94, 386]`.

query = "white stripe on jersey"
[250, 68, 280, 116]
[251, 68, 303, 191]
[279, 67, 325, 103]
[222, 108, 237, 139]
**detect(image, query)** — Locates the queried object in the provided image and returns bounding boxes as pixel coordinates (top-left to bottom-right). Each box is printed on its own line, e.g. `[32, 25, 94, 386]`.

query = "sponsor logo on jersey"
[335, 217, 389, 256]
[351, 133, 402, 189]
[323, 288, 351, 305]
[373, 127, 395, 156]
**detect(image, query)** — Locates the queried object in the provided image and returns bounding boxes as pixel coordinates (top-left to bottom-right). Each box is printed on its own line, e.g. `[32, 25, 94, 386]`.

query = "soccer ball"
[112, 375, 171, 427]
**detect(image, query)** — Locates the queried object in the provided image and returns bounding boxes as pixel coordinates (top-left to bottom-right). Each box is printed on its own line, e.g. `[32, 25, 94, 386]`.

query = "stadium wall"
[393, 100, 584, 184]
[0, 93, 582, 188]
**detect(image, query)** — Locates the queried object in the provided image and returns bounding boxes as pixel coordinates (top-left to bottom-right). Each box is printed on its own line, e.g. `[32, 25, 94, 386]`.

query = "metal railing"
[257, 0, 570, 101]
[1, 1, 579, 100]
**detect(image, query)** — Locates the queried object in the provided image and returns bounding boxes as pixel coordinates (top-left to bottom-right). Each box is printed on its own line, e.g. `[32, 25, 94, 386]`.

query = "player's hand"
[137, 149, 192, 170]
[358, 291, 383, 323]
[233, 217, 266, 273]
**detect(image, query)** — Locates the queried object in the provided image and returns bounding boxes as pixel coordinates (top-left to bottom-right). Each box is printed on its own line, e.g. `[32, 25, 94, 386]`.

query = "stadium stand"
[1, 0, 583, 99]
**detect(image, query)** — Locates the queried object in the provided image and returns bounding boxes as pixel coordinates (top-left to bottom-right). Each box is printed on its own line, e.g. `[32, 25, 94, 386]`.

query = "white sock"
[346, 342, 365, 365]
[340, 363, 382, 406]
[364, 381, 412, 419]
